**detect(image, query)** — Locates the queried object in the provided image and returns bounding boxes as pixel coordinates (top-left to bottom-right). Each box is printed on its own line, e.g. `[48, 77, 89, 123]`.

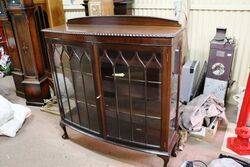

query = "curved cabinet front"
[46, 39, 180, 167]
[49, 42, 101, 135]
[44, 16, 183, 167]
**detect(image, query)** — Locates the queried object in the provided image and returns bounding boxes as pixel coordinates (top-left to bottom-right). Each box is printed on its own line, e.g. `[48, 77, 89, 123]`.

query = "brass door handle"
[112, 73, 125, 77]
[96, 95, 101, 100]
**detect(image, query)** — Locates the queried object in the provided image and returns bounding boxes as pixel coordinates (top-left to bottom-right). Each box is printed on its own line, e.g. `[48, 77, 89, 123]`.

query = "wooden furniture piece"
[82, 0, 132, 16]
[0, 0, 24, 97]
[88, 0, 114, 16]
[43, 16, 183, 166]
[114, 0, 132, 15]
[82, 0, 89, 16]
[44, 0, 65, 27]
[5, 0, 50, 105]
[33, 0, 65, 87]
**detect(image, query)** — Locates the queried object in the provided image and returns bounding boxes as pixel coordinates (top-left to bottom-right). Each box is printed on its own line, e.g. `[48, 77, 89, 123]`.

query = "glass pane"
[168, 50, 179, 144]
[7, 0, 21, 5]
[88, 105, 100, 132]
[101, 52, 118, 137]
[52, 44, 100, 133]
[130, 54, 146, 143]
[51, 44, 64, 116]
[61, 48, 79, 124]
[169, 73, 178, 143]
[54, 44, 62, 68]
[133, 115, 146, 143]
[101, 48, 162, 147]
[0, 2, 5, 16]
[145, 53, 162, 146]
[70, 48, 89, 128]
[77, 101, 89, 128]
[53, 44, 70, 120]
[81, 51, 100, 131]
[53, 45, 75, 122]
[147, 117, 161, 145]
[115, 54, 131, 140]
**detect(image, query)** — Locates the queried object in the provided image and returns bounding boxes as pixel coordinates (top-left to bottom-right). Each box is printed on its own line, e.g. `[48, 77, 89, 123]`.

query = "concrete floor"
[0, 76, 232, 167]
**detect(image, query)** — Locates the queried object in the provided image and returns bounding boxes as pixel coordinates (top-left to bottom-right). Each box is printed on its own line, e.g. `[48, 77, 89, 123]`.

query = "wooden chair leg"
[171, 143, 178, 157]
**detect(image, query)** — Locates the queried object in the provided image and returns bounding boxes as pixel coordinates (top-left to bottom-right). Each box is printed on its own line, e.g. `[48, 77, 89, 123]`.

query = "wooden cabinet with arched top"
[43, 16, 184, 167]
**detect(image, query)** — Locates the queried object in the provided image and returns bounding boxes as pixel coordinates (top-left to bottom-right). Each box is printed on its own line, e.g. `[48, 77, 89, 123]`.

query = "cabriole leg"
[171, 143, 178, 157]
[60, 122, 69, 139]
[158, 155, 170, 167]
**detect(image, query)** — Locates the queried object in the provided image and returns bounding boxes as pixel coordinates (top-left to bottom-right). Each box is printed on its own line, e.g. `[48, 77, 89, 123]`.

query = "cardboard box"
[190, 117, 219, 141]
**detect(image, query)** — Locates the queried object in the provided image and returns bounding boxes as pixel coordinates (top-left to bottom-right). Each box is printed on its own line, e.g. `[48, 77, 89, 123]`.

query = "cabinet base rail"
[59, 120, 172, 167]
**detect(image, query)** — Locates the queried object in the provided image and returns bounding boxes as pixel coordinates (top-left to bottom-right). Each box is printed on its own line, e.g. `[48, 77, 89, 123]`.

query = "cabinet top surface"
[43, 16, 184, 38]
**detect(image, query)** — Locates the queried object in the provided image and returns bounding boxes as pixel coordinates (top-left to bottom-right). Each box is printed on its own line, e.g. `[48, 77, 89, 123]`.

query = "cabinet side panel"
[161, 46, 171, 151]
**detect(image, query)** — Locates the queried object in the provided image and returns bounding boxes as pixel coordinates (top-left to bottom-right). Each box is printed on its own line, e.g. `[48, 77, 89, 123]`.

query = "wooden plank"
[45, 0, 65, 27]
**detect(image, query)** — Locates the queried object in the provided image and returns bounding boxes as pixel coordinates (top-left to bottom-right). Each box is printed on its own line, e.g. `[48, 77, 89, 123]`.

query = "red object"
[227, 73, 250, 155]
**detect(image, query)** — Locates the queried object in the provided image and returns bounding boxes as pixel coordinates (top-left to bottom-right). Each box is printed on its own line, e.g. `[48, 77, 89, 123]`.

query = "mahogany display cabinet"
[43, 16, 184, 166]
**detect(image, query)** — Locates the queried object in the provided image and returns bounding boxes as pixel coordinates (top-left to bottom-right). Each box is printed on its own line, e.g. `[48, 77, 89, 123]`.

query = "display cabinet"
[43, 16, 183, 166]
[82, 0, 132, 16]
[114, 0, 132, 15]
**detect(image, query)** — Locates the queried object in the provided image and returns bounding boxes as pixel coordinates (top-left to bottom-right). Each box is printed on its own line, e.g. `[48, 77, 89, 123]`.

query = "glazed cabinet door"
[47, 41, 101, 134]
[98, 44, 166, 148]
